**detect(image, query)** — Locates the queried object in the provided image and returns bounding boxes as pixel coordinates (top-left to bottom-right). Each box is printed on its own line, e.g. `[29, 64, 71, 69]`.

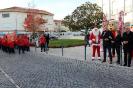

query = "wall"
[0, 11, 54, 32]
[97, 0, 133, 23]
[0, 12, 26, 32]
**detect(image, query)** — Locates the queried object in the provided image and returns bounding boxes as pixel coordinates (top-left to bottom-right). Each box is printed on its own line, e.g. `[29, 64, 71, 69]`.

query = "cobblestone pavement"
[31, 46, 96, 61]
[0, 50, 133, 88]
[32, 46, 130, 65]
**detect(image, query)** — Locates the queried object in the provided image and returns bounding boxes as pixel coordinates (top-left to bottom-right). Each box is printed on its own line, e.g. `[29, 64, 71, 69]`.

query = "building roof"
[54, 20, 62, 22]
[0, 6, 54, 16]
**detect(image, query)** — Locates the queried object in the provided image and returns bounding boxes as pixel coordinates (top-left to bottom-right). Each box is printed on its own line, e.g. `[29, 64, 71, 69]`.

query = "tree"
[62, 2, 103, 31]
[24, 12, 47, 32]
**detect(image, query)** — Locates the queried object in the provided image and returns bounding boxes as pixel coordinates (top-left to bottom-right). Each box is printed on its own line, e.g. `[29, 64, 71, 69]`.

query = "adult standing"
[89, 27, 101, 60]
[102, 25, 114, 64]
[46, 33, 50, 50]
[115, 30, 122, 64]
[122, 26, 133, 67]
[110, 29, 116, 57]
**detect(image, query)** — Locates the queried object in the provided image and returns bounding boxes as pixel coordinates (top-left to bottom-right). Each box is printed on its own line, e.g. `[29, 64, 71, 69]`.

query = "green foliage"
[49, 39, 84, 48]
[62, 2, 103, 31]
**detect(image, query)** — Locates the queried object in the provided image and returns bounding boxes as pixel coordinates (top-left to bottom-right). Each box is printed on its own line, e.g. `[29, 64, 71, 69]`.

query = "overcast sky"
[0, 0, 96, 20]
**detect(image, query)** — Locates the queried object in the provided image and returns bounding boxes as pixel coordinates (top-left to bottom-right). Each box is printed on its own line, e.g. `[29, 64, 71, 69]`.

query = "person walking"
[102, 25, 114, 64]
[122, 26, 133, 67]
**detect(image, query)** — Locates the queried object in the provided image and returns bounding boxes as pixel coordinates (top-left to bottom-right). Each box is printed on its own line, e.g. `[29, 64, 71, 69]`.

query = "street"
[0, 48, 133, 88]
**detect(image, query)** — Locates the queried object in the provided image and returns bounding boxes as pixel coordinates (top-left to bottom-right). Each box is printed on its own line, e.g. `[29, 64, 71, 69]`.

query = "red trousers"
[92, 45, 100, 57]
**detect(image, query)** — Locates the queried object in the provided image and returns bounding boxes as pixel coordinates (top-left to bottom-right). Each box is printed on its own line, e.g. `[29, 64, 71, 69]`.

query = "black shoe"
[128, 65, 131, 67]
[117, 61, 120, 64]
[109, 61, 112, 64]
[123, 64, 127, 66]
[102, 60, 106, 63]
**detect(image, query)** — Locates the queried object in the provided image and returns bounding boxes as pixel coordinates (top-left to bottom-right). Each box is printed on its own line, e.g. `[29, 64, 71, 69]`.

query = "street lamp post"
[123, 0, 125, 23]
[109, 0, 111, 20]
[102, 0, 103, 12]
[15, 14, 18, 33]
[84, 28, 87, 61]
[132, 0, 133, 24]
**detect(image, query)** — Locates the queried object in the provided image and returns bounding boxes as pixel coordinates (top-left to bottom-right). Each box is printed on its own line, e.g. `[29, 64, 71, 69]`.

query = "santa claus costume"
[89, 28, 101, 60]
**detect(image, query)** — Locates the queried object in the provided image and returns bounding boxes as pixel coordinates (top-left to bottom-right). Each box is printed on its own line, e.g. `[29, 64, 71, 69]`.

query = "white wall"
[0, 12, 26, 31]
[97, 0, 133, 23]
[0, 12, 54, 32]
[43, 15, 54, 31]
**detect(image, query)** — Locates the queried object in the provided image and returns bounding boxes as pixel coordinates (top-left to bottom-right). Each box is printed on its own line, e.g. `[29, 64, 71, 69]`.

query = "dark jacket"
[115, 34, 122, 47]
[122, 31, 133, 51]
[102, 30, 114, 46]
[46, 34, 50, 43]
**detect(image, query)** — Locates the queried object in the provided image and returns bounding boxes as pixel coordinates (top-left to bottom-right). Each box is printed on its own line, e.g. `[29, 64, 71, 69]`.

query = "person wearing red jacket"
[2, 35, 8, 52]
[23, 35, 30, 52]
[0, 37, 1, 50]
[17, 35, 25, 54]
[8, 39, 15, 53]
[39, 34, 46, 52]
[89, 27, 101, 60]
[110, 29, 116, 57]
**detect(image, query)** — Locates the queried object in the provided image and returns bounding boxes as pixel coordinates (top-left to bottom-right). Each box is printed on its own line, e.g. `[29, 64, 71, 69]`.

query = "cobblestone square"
[0, 47, 133, 88]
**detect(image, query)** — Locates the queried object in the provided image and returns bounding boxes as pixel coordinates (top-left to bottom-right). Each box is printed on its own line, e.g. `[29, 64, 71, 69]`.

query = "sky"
[0, 0, 96, 20]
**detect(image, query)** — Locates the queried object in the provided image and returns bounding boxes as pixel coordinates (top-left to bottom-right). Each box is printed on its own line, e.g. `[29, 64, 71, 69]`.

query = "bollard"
[61, 45, 64, 56]
[84, 44, 87, 60]
[84, 28, 88, 60]
[120, 45, 122, 66]
[35, 42, 37, 52]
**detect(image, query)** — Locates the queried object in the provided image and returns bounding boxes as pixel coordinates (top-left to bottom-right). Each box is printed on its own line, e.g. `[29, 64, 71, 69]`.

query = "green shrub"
[49, 39, 84, 48]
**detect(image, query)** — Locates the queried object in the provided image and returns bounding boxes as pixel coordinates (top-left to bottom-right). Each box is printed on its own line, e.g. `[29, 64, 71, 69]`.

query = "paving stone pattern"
[0, 51, 133, 88]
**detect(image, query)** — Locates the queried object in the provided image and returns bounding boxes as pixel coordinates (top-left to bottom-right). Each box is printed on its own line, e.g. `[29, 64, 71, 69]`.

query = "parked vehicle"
[49, 34, 59, 40]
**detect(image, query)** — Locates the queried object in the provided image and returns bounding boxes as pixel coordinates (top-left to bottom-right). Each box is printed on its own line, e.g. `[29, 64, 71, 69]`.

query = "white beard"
[92, 28, 100, 43]
[92, 28, 100, 36]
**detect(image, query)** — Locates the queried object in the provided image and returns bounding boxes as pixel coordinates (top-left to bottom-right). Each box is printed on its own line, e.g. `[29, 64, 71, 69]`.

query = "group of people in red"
[0, 32, 50, 54]
[0, 33, 30, 54]
[88, 24, 133, 67]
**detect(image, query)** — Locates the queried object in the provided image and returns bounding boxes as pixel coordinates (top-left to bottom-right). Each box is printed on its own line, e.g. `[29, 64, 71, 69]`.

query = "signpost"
[118, 11, 124, 66]
[84, 29, 88, 60]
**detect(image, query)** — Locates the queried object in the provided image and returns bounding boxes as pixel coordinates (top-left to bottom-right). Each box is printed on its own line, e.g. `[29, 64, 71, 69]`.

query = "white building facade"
[0, 7, 54, 33]
[97, 0, 133, 24]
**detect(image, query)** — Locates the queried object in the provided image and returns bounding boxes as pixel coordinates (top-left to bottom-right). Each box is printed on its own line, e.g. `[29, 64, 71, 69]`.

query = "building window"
[2, 13, 10, 18]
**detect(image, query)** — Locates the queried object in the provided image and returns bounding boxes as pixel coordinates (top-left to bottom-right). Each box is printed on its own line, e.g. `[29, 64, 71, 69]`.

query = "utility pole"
[15, 14, 17, 33]
[123, 0, 125, 23]
[111, 0, 114, 17]
[109, 0, 111, 20]
[102, 0, 103, 12]
[132, 0, 133, 24]
[28, 0, 37, 51]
